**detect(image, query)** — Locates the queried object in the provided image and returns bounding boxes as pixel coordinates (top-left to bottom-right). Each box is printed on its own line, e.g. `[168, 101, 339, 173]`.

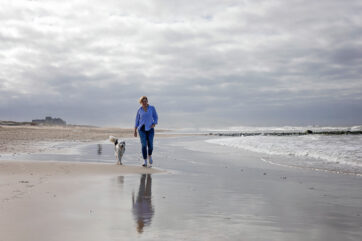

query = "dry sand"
[0, 125, 135, 154]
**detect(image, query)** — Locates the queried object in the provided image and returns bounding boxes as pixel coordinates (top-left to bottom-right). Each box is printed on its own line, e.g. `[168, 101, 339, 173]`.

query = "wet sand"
[1, 129, 362, 241]
[162, 137, 362, 241]
[0, 161, 161, 241]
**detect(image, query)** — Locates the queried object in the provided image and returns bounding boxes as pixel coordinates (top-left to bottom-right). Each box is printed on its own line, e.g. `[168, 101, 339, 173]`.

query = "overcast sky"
[1, 0, 361, 128]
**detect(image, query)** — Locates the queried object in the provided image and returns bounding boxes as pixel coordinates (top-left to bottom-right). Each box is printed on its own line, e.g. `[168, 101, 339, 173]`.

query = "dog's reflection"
[132, 174, 154, 233]
[97, 144, 102, 155]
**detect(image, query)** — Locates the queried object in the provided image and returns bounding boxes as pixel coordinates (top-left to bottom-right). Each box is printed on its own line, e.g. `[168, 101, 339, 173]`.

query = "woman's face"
[142, 98, 148, 107]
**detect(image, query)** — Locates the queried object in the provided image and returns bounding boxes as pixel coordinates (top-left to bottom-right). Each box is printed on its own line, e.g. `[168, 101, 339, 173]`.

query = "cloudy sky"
[1, 0, 361, 128]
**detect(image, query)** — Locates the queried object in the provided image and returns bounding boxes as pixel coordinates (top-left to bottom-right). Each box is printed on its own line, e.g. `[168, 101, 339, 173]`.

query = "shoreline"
[260, 157, 362, 177]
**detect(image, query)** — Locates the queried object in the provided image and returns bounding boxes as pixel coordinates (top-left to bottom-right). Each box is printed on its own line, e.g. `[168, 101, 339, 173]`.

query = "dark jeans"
[138, 126, 154, 160]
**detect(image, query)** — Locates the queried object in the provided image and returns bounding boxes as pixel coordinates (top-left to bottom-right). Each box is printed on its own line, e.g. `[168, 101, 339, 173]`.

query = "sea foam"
[206, 134, 362, 174]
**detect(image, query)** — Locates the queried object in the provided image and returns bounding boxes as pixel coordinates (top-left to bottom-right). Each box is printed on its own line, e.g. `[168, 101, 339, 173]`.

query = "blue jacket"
[135, 105, 158, 131]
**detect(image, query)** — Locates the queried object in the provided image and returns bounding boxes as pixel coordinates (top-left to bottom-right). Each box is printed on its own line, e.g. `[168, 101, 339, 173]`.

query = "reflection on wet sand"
[97, 144, 102, 155]
[117, 175, 124, 185]
[132, 174, 154, 233]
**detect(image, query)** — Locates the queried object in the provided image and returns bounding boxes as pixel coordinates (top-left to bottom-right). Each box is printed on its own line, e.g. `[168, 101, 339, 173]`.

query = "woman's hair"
[139, 96, 148, 104]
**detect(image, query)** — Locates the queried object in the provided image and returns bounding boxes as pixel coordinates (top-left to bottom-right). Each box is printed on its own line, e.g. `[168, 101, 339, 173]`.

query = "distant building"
[32, 116, 66, 126]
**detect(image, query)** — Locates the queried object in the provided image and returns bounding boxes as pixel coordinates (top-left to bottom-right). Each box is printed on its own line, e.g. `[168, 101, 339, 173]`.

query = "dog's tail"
[109, 136, 117, 144]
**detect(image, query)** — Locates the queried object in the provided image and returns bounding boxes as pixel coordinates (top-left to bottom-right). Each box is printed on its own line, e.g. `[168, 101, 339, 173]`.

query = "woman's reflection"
[132, 174, 154, 233]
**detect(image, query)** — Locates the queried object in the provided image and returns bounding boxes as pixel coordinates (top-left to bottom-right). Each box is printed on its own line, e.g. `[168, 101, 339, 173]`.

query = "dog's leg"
[117, 147, 123, 165]
[114, 146, 120, 165]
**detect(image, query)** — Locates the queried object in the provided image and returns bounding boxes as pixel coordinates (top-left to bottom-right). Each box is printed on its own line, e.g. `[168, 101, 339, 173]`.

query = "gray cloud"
[1, 0, 361, 128]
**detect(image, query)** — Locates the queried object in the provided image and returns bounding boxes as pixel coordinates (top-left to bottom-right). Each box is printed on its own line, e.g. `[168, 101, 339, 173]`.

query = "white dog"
[109, 136, 126, 165]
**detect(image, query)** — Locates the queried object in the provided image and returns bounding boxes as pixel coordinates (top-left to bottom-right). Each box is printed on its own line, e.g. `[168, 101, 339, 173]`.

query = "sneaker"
[149, 157, 153, 165]
[142, 164, 147, 167]
[148, 165, 152, 168]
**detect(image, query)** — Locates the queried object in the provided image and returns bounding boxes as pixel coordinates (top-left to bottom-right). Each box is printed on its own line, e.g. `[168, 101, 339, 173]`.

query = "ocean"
[202, 126, 362, 175]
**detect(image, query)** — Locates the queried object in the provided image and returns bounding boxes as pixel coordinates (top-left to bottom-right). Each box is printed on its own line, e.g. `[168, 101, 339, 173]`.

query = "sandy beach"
[1, 126, 362, 241]
[0, 125, 135, 154]
[0, 125, 162, 240]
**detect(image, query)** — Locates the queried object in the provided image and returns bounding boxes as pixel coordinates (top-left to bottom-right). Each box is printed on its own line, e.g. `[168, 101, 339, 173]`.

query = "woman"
[134, 96, 158, 167]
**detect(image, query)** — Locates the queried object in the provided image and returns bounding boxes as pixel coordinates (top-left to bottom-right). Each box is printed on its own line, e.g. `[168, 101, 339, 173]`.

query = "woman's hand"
[151, 124, 155, 129]
[134, 128, 137, 137]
